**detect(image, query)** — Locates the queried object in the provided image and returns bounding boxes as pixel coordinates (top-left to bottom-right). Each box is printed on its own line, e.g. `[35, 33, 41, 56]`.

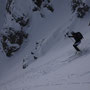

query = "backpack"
[76, 32, 83, 40]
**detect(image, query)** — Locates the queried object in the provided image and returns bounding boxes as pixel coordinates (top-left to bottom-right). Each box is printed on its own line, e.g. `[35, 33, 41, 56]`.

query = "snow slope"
[0, 0, 6, 30]
[0, 0, 90, 90]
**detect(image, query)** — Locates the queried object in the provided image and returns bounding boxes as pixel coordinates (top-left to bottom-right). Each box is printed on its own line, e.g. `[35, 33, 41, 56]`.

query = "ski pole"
[69, 37, 74, 42]
[65, 32, 74, 42]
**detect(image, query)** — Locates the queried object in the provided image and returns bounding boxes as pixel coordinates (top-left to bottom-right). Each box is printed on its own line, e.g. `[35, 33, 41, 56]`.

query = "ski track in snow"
[0, 49, 90, 90]
[1, 80, 90, 90]
[0, 0, 90, 90]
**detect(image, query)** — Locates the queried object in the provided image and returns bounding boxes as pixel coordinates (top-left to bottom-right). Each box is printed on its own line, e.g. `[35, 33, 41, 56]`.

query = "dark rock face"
[33, 0, 43, 8]
[32, 0, 54, 17]
[6, 0, 30, 27]
[71, 0, 89, 18]
[0, 0, 30, 57]
[12, 14, 30, 27]
[1, 0, 54, 57]
[6, 0, 13, 14]
[1, 27, 28, 57]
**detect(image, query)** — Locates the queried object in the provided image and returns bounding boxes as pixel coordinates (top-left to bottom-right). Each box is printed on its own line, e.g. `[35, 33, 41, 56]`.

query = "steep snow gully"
[0, 0, 90, 90]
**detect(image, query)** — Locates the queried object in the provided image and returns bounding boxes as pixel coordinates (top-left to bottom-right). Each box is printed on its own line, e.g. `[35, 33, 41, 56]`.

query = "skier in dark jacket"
[68, 31, 83, 51]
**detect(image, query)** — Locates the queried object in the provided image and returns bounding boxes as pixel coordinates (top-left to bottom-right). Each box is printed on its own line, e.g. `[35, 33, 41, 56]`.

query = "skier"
[66, 31, 83, 51]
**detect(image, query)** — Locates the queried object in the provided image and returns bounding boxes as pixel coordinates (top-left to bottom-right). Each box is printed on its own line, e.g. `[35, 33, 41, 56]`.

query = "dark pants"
[73, 41, 81, 51]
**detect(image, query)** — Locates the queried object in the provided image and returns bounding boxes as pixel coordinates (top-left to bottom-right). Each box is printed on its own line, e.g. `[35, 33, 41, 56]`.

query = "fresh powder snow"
[0, 0, 90, 90]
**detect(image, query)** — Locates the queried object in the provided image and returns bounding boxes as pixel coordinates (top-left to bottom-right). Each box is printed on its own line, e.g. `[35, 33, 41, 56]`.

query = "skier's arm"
[68, 35, 73, 38]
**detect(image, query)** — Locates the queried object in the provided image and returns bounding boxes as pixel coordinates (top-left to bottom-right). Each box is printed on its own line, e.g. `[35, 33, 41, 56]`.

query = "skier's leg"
[73, 41, 81, 51]
[73, 45, 80, 51]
